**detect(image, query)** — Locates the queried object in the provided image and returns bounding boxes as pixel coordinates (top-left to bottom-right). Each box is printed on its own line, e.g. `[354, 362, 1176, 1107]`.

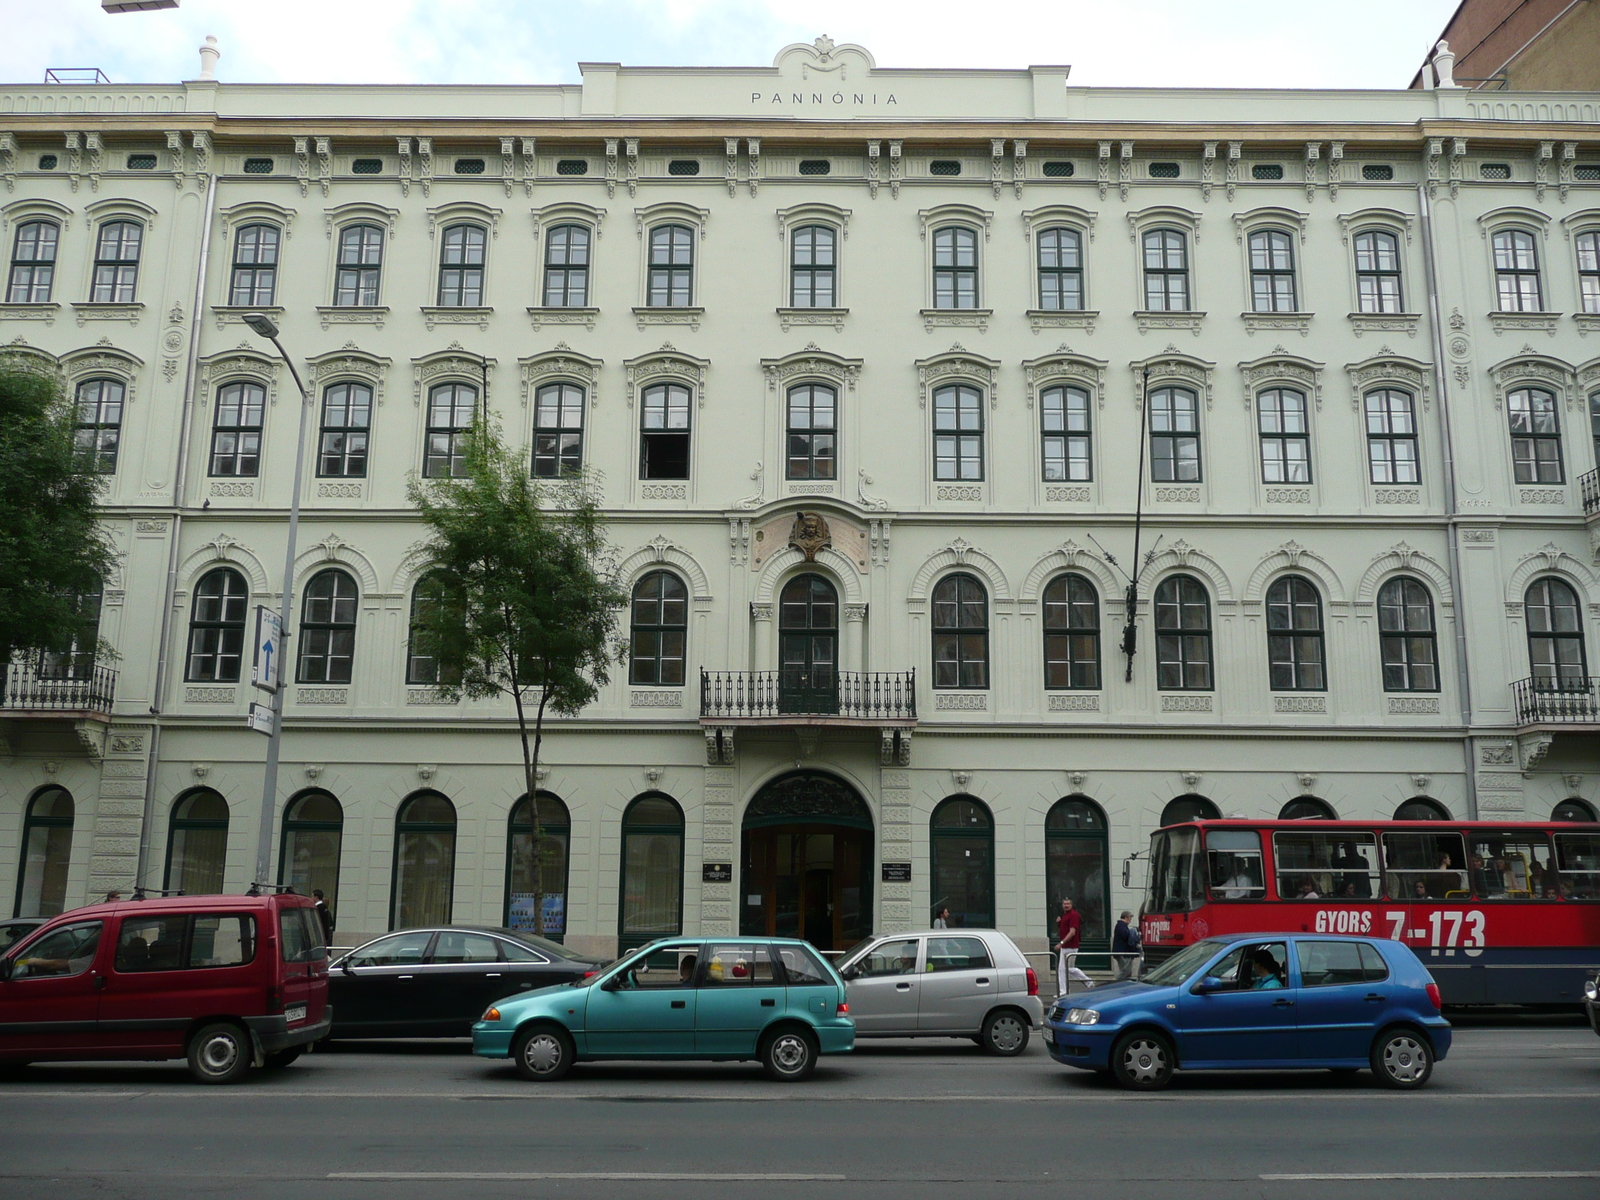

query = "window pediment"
[1126, 204, 1202, 241]
[1337, 207, 1414, 244]
[634, 202, 709, 238]
[1, 197, 71, 237]
[1345, 351, 1432, 411]
[427, 200, 502, 239]
[324, 201, 400, 239]
[918, 203, 992, 241]
[1238, 352, 1325, 410]
[219, 201, 296, 242]
[307, 346, 392, 406]
[915, 344, 1000, 409]
[1560, 208, 1600, 240]
[1021, 204, 1096, 242]
[1487, 351, 1575, 409]
[625, 344, 709, 406]
[775, 202, 850, 240]
[85, 197, 157, 230]
[1131, 349, 1215, 409]
[521, 344, 603, 407]
[1022, 349, 1108, 409]
[1576, 356, 1600, 393]
[411, 343, 496, 406]
[1477, 205, 1551, 239]
[761, 344, 862, 393]
[1232, 206, 1308, 244]
[197, 348, 279, 407]
[531, 201, 605, 238]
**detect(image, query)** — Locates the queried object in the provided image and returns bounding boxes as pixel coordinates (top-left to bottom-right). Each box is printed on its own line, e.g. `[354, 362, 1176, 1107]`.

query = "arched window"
[334, 223, 384, 306]
[210, 380, 265, 477]
[542, 223, 590, 307]
[790, 224, 836, 308]
[1043, 573, 1099, 690]
[532, 382, 585, 478]
[779, 574, 838, 713]
[1365, 389, 1419, 484]
[639, 382, 691, 480]
[1162, 794, 1220, 825]
[785, 383, 837, 480]
[1354, 229, 1403, 313]
[91, 220, 142, 302]
[931, 226, 978, 309]
[1142, 228, 1189, 311]
[39, 578, 102, 681]
[1040, 385, 1091, 482]
[506, 792, 571, 938]
[1280, 796, 1337, 820]
[1394, 796, 1450, 821]
[391, 791, 456, 929]
[186, 567, 248, 682]
[14, 786, 73, 917]
[1248, 229, 1297, 312]
[1526, 578, 1587, 689]
[1508, 387, 1563, 484]
[437, 223, 486, 307]
[1154, 574, 1212, 691]
[1045, 796, 1108, 956]
[619, 793, 683, 950]
[1149, 386, 1201, 482]
[932, 383, 984, 481]
[229, 224, 280, 306]
[164, 789, 229, 894]
[297, 569, 358, 684]
[424, 381, 477, 478]
[1257, 389, 1310, 483]
[69, 378, 123, 475]
[931, 796, 994, 928]
[7, 219, 58, 302]
[406, 570, 459, 686]
[1037, 227, 1083, 311]
[279, 790, 343, 914]
[629, 571, 687, 686]
[317, 382, 371, 479]
[932, 573, 988, 690]
[1379, 577, 1438, 693]
[647, 224, 694, 306]
[1266, 575, 1325, 692]
[1554, 798, 1597, 823]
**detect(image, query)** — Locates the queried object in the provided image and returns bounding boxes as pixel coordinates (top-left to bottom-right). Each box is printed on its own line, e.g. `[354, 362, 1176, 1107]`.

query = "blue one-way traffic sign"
[252, 606, 283, 693]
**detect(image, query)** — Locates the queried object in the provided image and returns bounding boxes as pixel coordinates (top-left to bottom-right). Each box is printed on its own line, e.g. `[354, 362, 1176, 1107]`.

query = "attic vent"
[1148, 162, 1180, 178]
[556, 158, 589, 175]
[1480, 162, 1511, 180]
[799, 159, 831, 176]
[668, 159, 701, 176]
[125, 153, 157, 170]
[1251, 163, 1283, 180]
[37, 154, 57, 170]
[1362, 164, 1395, 180]
[1042, 161, 1074, 178]
[929, 160, 962, 176]
[454, 158, 486, 175]
[243, 157, 274, 174]
[1575, 164, 1599, 181]
[351, 158, 383, 174]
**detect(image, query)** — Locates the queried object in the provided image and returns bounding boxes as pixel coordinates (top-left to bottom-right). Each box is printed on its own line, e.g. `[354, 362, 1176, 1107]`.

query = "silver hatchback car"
[837, 929, 1043, 1055]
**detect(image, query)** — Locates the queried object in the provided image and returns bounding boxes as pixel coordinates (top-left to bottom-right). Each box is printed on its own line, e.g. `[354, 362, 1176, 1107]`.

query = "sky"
[1, 0, 1462, 91]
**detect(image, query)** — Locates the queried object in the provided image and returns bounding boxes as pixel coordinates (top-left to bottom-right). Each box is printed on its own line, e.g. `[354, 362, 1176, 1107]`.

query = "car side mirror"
[1194, 975, 1224, 994]
[599, 973, 621, 992]
[840, 964, 859, 981]
[338, 959, 355, 975]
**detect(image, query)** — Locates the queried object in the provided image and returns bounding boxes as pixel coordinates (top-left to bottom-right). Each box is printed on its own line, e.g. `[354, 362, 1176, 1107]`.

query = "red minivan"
[0, 892, 331, 1083]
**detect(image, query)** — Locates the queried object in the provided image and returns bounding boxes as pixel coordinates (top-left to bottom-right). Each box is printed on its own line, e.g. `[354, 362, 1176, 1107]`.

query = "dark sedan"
[327, 927, 603, 1038]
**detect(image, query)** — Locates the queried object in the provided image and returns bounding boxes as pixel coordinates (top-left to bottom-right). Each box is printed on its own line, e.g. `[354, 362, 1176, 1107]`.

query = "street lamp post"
[241, 311, 314, 890]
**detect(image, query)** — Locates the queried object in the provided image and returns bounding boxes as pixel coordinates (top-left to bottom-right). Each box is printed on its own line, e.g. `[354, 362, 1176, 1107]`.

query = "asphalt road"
[2, 1017, 1598, 1200]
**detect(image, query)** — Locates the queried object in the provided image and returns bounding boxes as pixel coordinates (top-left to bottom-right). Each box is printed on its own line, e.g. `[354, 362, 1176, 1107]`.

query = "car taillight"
[1425, 982, 1442, 1011]
[1026, 967, 1039, 997]
[836, 1002, 849, 1015]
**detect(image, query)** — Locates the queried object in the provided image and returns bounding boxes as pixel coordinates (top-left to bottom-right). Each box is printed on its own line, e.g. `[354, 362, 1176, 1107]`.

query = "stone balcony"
[699, 669, 916, 764]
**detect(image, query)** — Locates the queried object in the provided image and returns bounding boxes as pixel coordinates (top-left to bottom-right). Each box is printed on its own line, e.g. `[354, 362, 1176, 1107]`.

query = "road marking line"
[4, 1089, 1600, 1102]
[329, 1173, 848, 1182]
[1263, 1173, 1600, 1181]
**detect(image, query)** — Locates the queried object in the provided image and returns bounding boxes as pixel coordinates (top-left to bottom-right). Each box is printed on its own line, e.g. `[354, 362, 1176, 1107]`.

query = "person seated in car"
[1249, 949, 1284, 990]
[678, 953, 698, 985]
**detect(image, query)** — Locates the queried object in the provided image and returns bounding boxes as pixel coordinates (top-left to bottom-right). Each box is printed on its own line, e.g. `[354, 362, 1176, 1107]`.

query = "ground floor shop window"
[15, 786, 73, 918]
[1044, 795, 1108, 963]
[506, 792, 570, 939]
[619, 793, 683, 951]
[930, 795, 994, 928]
[391, 791, 456, 929]
[164, 789, 229, 895]
[279, 789, 343, 917]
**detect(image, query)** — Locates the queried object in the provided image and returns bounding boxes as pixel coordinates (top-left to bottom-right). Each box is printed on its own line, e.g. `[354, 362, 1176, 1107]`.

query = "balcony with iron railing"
[1, 657, 117, 719]
[1511, 675, 1600, 728]
[700, 669, 917, 726]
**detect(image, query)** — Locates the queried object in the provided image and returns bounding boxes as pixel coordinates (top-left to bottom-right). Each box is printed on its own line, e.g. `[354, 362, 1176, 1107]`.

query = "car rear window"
[431, 931, 499, 963]
[279, 907, 325, 964]
[115, 913, 257, 972]
[498, 939, 549, 963]
[775, 945, 830, 986]
[925, 936, 993, 972]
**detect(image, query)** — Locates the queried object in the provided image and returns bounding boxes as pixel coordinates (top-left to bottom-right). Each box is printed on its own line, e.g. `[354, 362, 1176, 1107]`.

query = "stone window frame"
[529, 201, 605, 324]
[1336, 207, 1416, 320]
[634, 202, 710, 324]
[1023, 350, 1107, 502]
[1, 197, 72, 313]
[1021, 204, 1097, 324]
[760, 346, 861, 497]
[321, 201, 400, 316]
[918, 203, 993, 328]
[1239, 352, 1325, 498]
[1232, 206, 1309, 316]
[775, 202, 850, 321]
[916, 347, 1000, 505]
[519, 345, 603, 480]
[1126, 205, 1203, 324]
[1344, 352, 1434, 507]
[81, 197, 158, 309]
[1478, 206, 1555, 315]
[623, 346, 710, 503]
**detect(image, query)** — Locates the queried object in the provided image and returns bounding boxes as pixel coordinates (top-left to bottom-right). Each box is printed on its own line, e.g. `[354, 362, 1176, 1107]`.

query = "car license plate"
[285, 1004, 307, 1025]
[1042, 1027, 1055, 1045]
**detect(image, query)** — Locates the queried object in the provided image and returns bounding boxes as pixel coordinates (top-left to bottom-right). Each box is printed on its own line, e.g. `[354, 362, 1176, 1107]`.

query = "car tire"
[264, 1047, 303, 1070]
[760, 1027, 817, 1082]
[513, 1025, 574, 1083]
[186, 1023, 252, 1085]
[1110, 1030, 1175, 1091]
[979, 1010, 1030, 1057]
[1371, 1028, 1433, 1090]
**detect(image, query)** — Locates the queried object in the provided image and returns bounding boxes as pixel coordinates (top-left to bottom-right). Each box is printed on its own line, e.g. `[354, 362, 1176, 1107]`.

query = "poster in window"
[508, 892, 565, 935]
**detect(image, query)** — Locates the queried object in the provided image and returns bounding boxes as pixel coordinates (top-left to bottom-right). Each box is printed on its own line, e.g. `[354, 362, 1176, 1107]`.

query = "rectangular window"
[1577, 231, 1600, 315]
[640, 383, 691, 480]
[317, 382, 371, 478]
[423, 383, 477, 478]
[932, 384, 983, 481]
[925, 936, 993, 972]
[932, 226, 978, 310]
[91, 221, 142, 303]
[7, 220, 57, 303]
[542, 224, 590, 307]
[1464, 831, 1556, 900]
[785, 383, 837, 480]
[698, 943, 777, 986]
[1379, 577, 1438, 693]
[1297, 941, 1388, 988]
[1149, 387, 1200, 482]
[1365, 389, 1419, 484]
[73, 379, 125, 474]
[1492, 229, 1543, 312]
[1206, 829, 1265, 900]
[190, 915, 257, 968]
[1248, 229, 1297, 312]
[436, 224, 486, 307]
[1036, 227, 1083, 311]
[647, 225, 694, 307]
[1040, 385, 1091, 482]
[1382, 831, 1469, 900]
[532, 382, 585, 478]
[1142, 229, 1189, 311]
[1354, 230, 1403, 313]
[210, 381, 265, 477]
[1508, 387, 1563, 484]
[333, 225, 383, 307]
[1272, 832, 1379, 901]
[229, 225, 279, 307]
[790, 225, 836, 308]
[114, 914, 189, 972]
[1257, 389, 1310, 483]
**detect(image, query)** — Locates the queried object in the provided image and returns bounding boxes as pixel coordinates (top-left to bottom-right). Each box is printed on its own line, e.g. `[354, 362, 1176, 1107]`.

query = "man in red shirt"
[1053, 897, 1092, 998]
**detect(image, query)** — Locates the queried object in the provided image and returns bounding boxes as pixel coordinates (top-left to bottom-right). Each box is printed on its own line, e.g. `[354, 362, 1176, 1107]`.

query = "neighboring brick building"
[1413, 0, 1600, 91]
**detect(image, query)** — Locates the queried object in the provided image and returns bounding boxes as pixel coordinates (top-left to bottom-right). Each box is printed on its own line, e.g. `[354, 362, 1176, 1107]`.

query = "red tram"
[1135, 819, 1600, 1004]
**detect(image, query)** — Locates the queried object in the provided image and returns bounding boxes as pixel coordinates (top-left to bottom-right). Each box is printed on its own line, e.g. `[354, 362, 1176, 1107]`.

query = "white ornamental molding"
[426, 200, 502, 239]
[1232, 205, 1309, 244]
[1022, 347, 1108, 409]
[519, 344, 602, 408]
[1345, 350, 1432, 411]
[218, 200, 297, 242]
[306, 345, 391, 407]
[323, 201, 400, 240]
[760, 345, 862, 393]
[58, 345, 143, 407]
[775, 202, 850, 241]
[1020, 203, 1097, 243]
[1486, 350, 1577, 410]
[1336, 207, 1415, 245]
[624, 344, 710, 407]
[411, 343, 495, 406]
[1130, 348, 1215, 409]
[634, 201, 710, 239]
[195, 347, 280, 407]
[1238, 350, 1325, 410]
[915, 345, 1001, 409]
[917, 203, 993, 241]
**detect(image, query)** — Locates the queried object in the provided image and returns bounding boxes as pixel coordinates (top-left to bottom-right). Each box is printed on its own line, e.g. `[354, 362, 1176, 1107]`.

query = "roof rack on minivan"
[129, 887, 186, 900]
[245, 883, 300, 896]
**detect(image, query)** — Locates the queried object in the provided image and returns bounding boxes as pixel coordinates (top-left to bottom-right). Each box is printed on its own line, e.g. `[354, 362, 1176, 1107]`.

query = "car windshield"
[493, 929, 591, 961]
[1139, 939, 1224, 987]
[837, 936, 876, 970]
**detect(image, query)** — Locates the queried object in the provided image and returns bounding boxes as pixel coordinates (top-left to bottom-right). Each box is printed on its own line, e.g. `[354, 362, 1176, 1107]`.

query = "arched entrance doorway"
[779, 574, 838, 713]
[741, 771, 872, 952]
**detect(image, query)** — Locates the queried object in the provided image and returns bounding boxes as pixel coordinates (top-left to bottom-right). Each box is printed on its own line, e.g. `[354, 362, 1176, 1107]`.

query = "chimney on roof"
[197, 35, 220, 81]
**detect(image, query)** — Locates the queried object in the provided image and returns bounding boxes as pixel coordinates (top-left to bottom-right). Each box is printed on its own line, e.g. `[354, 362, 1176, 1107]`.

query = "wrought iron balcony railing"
[1579, 469, 1599, 516]
[1512, 675, 1600, 727]
[701, 669, 916, 722]
[1, 659, 117, 716]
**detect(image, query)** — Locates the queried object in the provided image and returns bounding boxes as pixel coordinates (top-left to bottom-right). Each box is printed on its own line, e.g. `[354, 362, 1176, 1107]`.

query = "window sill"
[1134, 310, 1204, 336]
[921, 308, 992, 332]
[71, 301, 144, 326]
[634, 306, 704, 331]
[1027, 308, 1098, 333]
[1273, 694, 1327, 714]
[317, 305, 389, 330]
[208, 479, 258, 499]
[1573, 313, 1600, 337]
[1371, 486, 1421, 505]
[421, 305, 493, 332]
[933, 692, 988, 712]
[777, 306, 848, 332]
[315, 479, 366, 500]
[1241, 311, 1311, 337]
[1347, 311, 1421, 339]
[1488, 310, 1560, 337]
[527, 305, 599, 331]
[1043, 484, 1092, 502]
[1047, 693, 1100, 713]
[212, 304, 283, 332]
[1151, 484, 1202, 503]
[1517, 486, 1567, 505]
[1159, 693, 1213, 712]
[0, 302, 60, 325]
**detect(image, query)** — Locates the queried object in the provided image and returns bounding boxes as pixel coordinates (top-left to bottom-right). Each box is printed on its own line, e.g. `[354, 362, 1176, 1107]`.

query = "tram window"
[1465, 832, 1555, 900]
[1147, 827, 1205, 913]
[1272, 831, 1378, 900]
[1206, 830, 1265, 900]
[1382, 831, 1469, 900]
[1553, 833, 1600, 899]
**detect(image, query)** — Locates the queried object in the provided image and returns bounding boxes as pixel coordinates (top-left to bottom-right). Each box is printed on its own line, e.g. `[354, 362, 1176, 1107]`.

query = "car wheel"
[761, 1027, 817, 1082]
[264, 1047, 303, 1070]
[513, 1025, 574, 1083]
[1110, 1031, 1175, 1091]
[1371, 1029, 1433, 1090]
[186, 1023, 252, 1085]
[980, 1010, 1030, 1057]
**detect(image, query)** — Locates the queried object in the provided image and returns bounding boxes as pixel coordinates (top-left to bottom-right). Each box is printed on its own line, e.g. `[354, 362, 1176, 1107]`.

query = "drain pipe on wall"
[1417, 181, 1480, 821]
[134, 166, 218, 889]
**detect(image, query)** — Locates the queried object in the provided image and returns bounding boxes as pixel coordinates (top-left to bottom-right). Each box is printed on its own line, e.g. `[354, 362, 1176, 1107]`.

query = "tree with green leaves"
[0, 364, 114, 690]
[408, 418, 625, 936]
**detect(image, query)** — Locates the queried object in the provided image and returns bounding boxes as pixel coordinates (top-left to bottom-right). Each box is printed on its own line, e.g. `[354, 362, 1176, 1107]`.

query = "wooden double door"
[741, 824, 872, 953]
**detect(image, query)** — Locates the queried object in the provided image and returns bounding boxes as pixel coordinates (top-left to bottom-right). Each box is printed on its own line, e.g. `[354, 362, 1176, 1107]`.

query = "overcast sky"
[3, 0, 1460, 90]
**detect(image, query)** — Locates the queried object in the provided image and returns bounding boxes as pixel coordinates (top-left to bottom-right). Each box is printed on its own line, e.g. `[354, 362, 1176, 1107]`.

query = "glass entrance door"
[779, 574, 838, 714]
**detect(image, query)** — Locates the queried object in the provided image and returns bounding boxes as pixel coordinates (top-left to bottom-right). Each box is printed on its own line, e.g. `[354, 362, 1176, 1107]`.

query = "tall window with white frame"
[639, 383, 691, 481]
[932, 384, 983, 482]
[317, 382, 371, 478]
[210, 381, 264, 477]
[73, 379, 124, 474]
[6, 220, 58, 303]
[932, 573, 989, 690]
[1492, 229, 1543, 311]
[333, 224, 383, 307]
[542, 224, 590, 307]
[1154, 575, 1212, 691]
[1040, 384, 1091, 482]
[297, 569, 358, 685]
[1142, 229, 1189, 311]
[1365, 389, 1419, 484]
[1248, 230, 1297, 312]
[1525, 577, 1587, 689]
[1149, 386, 1200, 482]
[1036, 227, 1083, 311]
[931, 227, 978, 309]
[647, 225, 693, 306]
[229, 224, 279, 306]
[790, 225, 836, 308]
[406, 571, 459, 686]
[1508, 386, 1563, 484]
[1578, 231, 1600, 314]
[1257, 388, 1311, 484]
[1043, 573, 1100, 690]
[1353, 230, 1403, 313]
[185, 567, 248, 682]
[436, 223, 486, 306]
[1377, 576, 1438, 693]
[91, 221, 141, 302]
[423, 382, 476, 478]
[785, 383, 836, 480]
[532, 382, 584, 478]
[629, 571, 687, 686]
[1266, 575, 1325, 691]
[1591, 391, 1600, 470]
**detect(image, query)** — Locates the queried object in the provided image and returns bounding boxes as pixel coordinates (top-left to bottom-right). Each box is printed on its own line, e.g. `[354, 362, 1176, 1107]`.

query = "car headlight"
[481, 1006, 502, 1023]
[1065, 1007, 1101, 1026]
[1585, 979, 1598, 1003]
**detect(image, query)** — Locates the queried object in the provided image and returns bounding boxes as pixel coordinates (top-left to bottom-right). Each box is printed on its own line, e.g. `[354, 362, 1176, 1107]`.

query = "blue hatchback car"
[1045, 933, 1450, 1090]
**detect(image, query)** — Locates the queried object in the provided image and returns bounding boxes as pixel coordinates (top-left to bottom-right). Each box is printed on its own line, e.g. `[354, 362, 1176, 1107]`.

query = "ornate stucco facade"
[1, 39, 1598, 958]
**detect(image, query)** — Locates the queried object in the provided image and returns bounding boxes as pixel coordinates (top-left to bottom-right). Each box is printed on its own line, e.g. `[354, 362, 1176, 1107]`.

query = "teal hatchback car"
[472, 937, 854, 1082]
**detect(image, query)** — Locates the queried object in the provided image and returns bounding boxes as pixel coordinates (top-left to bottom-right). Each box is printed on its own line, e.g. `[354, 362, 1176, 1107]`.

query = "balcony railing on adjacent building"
[1579, 468, 1599, 517]
[1, 659, 117, 717]
[700, 669, 917, 723]
[1512, 675, 1600, 727]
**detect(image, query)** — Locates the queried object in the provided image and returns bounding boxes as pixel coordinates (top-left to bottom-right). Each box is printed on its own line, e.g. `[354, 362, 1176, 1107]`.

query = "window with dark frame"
[1248, 229, 1297, 312]
[629, 571, 687, 685]
[1508, 386, 1563, 483]
[1525, 577, 1587, 689]
[6, 220, 57, 303]
[1577, 231, 1600, 315]
[1492, 229, 1543, 312]
[1354, 230, 1403, 313]
[1142, 228, 1189, 311]
[932, 226, 978, 309]
[38, 582, 102, 681]
[790, 224, 836, 308]
[1592, 391, 1600, 468]
[334, 224, 383, 307]
[1036, 227, 1083, 311]
[406, 571, 459, 686]
[209, 380, 265, 477]
[185, 567, 248, 682]
[1266, 575, 1325, 691]
[1043, 573, 1100, 690]
[125, 154, 157, 170]
[932, 573, 989, 690]
[639, 382, 691, 480]
[542, 224, 590, 307]
[1040, 384, 1091, 482]
[91, 220, 141, 303]
[1149, 386, 1200, 482]
[932, 383, 983, 481]
[73, 378, 124, 474]
[297, 569, 358, 684]
[556, 158, 588, 175]
[647, 224, 694, 306]
[228, 224, 279, 307]
[1378, 576, 1438, 693]
[1154, 574, 1212, 690]
[436, 223, 486, 307]
[423, 382, 477, 478]
[317, 381, 371, 478]
[1363, 164, 1394, 180]
[1257, 388, 1311, 483]
[532, 381, 584, 478]
[1365, 389, 1419, 484]
[785, 382, 836, 480]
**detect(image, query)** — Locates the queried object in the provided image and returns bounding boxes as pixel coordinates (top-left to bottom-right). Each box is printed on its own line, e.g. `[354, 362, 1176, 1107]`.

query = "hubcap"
[1383, 1036, 1427, 1083]
[1122, 1038, 1167, 1083]
[524, 1034, 563, 1074]
[200, 1034, 239, 1074]
[990, 1016, 1025, 1053]
[772, 1035, 808, 1072]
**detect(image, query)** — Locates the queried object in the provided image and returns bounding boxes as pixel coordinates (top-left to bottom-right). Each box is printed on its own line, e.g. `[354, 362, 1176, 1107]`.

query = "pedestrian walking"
[312, 888, 335, 944]
[1111, 910, 1143, 981]
[932, 906, 950, 929]
[1053, 897, 1093, 997]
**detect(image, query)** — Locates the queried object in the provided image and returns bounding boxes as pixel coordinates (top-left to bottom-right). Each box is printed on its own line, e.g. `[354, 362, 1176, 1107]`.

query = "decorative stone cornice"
[306, 344, 391, 407]
[520, 344, 602, 407]
[410, 343, 494, 406]
[1130, 347, 1215, 409]
[624, 343, 710, 406]
[914, 344, 1000, 409]
[1022, 347, 1108, 409]
[1238, 350, 1324, 410]
[1345, 350, 1432, 411]
[760, 344, 862, 393]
